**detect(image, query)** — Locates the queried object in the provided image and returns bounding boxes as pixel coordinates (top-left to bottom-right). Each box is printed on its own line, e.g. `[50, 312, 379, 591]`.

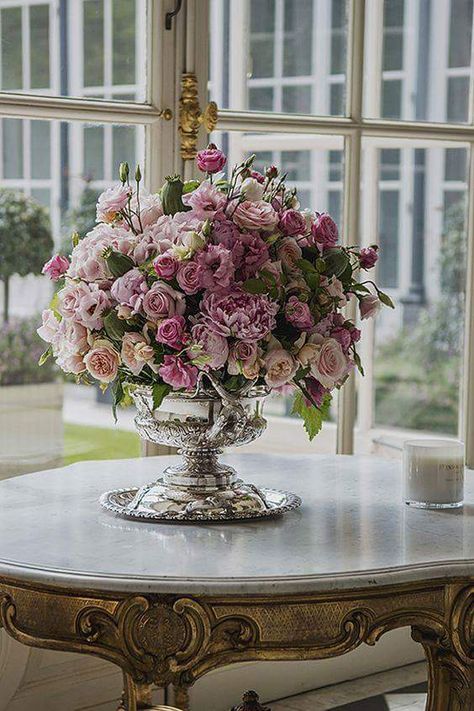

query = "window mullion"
[462, 144, 474, 466]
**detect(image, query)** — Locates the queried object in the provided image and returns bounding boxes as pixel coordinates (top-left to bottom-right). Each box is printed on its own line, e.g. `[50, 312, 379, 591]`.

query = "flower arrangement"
[38, 146, 392, 438]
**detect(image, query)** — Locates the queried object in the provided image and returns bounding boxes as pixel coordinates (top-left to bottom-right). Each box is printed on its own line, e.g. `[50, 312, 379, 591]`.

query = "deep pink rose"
[331, 326, 352, 351]
[279, 209, 307, 236]
[96, 184, 132, 223]
[200, 288, 278, 341]
[359, 246, 378, 269]
[176, 260, 203, 295]
[156, 315, 186, 349]
[83, 340, 120, 383]
[227, 340, 258, 376]
[264, 348, 298, 388]
[351, 327, 361, 343]
[359, 294, 381, 320]
[196, 145, 227, 173]
[250, 170, 265, 184]
[182, 182, 226, 219]
[159, 355, 198, 390]
[285, 295, 314, 330]
[311, 213, 339, 249]
[196, 244, 235, 289]
[142, 282, 185, 321]
[110, 268, 148, 313]
[304, 377, 328, 408]
[153, 251, 179, 279]
[189, 324, 229, 369]
[231, 200, 279, 232]
[42, 254, 69, 281]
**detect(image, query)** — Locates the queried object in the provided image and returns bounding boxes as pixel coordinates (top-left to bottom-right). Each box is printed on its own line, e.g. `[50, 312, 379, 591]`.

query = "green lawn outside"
[64, 423, 141, 465]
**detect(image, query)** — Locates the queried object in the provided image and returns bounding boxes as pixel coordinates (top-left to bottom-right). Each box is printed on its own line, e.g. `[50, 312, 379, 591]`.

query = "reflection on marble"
[0, 454, 473, 594]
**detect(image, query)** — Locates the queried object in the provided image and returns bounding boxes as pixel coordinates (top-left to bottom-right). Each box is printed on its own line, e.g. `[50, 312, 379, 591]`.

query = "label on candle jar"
[404, 440, 464, 507]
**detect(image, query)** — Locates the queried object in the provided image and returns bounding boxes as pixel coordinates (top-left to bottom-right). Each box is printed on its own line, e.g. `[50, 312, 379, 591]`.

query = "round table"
[0, 453, 473, 710]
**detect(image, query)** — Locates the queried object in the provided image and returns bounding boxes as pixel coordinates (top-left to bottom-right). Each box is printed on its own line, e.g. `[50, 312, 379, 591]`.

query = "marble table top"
[0, 453, 473, 595]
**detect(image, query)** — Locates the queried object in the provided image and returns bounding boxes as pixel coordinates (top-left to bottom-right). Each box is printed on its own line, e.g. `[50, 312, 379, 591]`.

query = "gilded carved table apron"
[0, 454, 473, 710]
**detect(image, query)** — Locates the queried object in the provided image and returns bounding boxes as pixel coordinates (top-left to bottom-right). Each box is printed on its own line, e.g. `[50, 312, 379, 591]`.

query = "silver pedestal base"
[100, 478, 302, 522]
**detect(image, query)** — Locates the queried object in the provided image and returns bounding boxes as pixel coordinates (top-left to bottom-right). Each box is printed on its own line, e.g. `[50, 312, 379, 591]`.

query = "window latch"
[165, 0, 184, 30]
[179, 72, 218, 160]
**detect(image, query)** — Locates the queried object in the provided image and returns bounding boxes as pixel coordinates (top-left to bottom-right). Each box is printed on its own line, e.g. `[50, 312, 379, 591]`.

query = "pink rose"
[182, 182, 227, 219]
[156, 315, 186, 349]
[142, 282, 185, 321]
[232, 200, 279, 232]
[83, 340, 120, 383]
[304, 377, 328, 408]
[121, 332, 155, 375]
[159, 355, 198, 390]
[153, 251, 179, 279]
[258, 259, 282, 287]
[42, 254, 69, 281]
[277, 236, 302, 273]
[227, 340, 258, 376]
[200, 288, 279, 341]
[64, 319, 89, 354]
[285, 295, 314, 330]
[311, 213, 338, 249]
[130, 190, 163, 230]
[351, 327, 361, 342]
[359, 246, 378, 269]
[37, 309, 60, 343]
[176, 260, 202, 295]
[96, 184, 132, 223]
[57, 350, 86, 375]
[68, 224, 134, 282]
[111, 268, 148, 313]
[196, 244, 235, 289]
[250, 170, 265, 184]
[359, 294, 381, 320]
[196, 145, 227, 173]
[264, 348, 298, 388]
[324, 276, 347, 307]
[279, 209, 307, 236]
[331, 326, 352, 351]
[310, 338, 349, 389]
[58, 282, 110, 330]
[189, 324, 229, 369]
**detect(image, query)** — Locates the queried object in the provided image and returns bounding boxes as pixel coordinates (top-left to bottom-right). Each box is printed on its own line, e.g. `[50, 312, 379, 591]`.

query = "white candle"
[403, 439, 464, 509]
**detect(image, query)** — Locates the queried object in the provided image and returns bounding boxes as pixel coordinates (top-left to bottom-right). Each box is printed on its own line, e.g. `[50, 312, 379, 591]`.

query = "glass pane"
[364, 0, 474, 123]
[84, 125, 105, 180]
[0, 118, 144, 479]
[0, 0, 147, 102]
[210, 0, 348, 116]
[357, 141, 469, 456]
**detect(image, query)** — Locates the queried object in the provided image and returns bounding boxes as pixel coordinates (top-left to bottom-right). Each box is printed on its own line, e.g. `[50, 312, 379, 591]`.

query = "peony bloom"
[189, 323, 229, 369]
[96, 184, 132, 223]
[285, 295, 314, 330]
[156, 315, 186, 349]
[240, 177, 264, 202]
[309, 337, 349, 389]
[37, 309, 61, 343]
[264, 348, 298, 388]
[196, 145, 227, 173]
[182, 182, 227, 219]
[58, 281, 111, 330]
[227, 340, 258, 376]
[142, 282, 185, 322]
[359, 294, 381, 320]
[159, 355, 198, 390]
[121, 332, 155, 375]
[42, 254, 69, 281]
[279, 209, 307, 236]
[277, 236, 302, 273]
[311, 213, 339, 249]
[231, 199, 279, 232]
[176, 260, 202, 295]
[153, 251, 179, 279]
[200, 288, 279, 341]
[83, 340, 120, 383]
[110, 268, 148, 313]
[359, 246, 378, 269]
[195, 244, 235, 289]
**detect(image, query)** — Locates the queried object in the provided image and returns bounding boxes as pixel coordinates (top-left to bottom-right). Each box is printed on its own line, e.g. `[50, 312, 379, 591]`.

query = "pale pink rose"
[130, 190, 163, 230]
[231, 200, 279, 232]
[311, 212, 338, 249]
[121, 332, 155, 375]
[64, 320, 89, 354]
[196, 244, 235, 289]
[83, 341, 120, 383]
[200, 288, 278, 341]
[285, 295, 314, 330]
[277, 236, 302, 273]
[42, 254, 69, 281]
[159, 355, 198, 390]
[142, 281, 185, 321]
[182, 182, 227, 219]
[324, 276, 347, 307]
[240, 177, 264, 201]
[156, 315, 186, 350]
[96, 184, 132, 223]
[56, 349, 86, 375]
[279, 209, 307, 236]
[37, 309, 60, 343]
[196, 145, 227, 173]
[110, 268, 148, 313]
[227, 340, 258, 375]
[58, 282, 111, 330]
[176, 260, 202, 295]
[69, 224, 133, 282]
[310, 338, 349, 389]
[189, 324, 229, 370]
[264, 348, 298, 388]
[153, 251, 179, 279]
[359, 294, 381, 320]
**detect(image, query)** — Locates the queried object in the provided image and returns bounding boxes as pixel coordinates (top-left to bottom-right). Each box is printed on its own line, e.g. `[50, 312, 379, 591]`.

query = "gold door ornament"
[178, 72, 218, 161]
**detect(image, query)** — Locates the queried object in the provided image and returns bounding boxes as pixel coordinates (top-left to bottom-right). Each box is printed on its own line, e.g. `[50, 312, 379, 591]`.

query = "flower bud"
[266, 165, 278, 179]
[72, 231, 80, 247]
[119, 162, 130, 183]
[135, 164, 142, 183]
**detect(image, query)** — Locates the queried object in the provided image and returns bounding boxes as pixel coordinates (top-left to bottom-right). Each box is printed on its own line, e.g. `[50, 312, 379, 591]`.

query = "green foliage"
[0, 317, 56, 386]
[152, 382, 172, 410]
[61, 184, 99, 245]
[292, 390, 332, 441]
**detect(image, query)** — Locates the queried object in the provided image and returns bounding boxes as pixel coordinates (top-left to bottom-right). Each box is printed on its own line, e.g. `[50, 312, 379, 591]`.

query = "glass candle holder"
[403, 439, 464, 509]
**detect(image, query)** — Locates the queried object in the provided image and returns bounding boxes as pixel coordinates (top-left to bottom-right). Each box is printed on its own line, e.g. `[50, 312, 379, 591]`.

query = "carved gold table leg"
[118, 674, 154, 711]
[173, 683, 190, 711]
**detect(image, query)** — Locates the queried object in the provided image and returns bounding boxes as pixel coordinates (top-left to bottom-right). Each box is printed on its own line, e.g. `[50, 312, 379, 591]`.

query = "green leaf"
[112, 378, 124, 423]
[353, 350, 365, 376]
[242, 278, 268, 294]
[351, 283, 370, 293]
[296, 258, 317, 274]
[292, 390, 331, 441]
[315, 258, 326, 272]
[49, 291, 62, 319]
[322, 250, 350, 278]
[305, 271, 320, 290]
[182, 179, 201, 194]
[152, 382, 172, 411]
[104, 249, 135, 277]
[104, 310, 129, 342]
[378, 290, 395, 309]
[38, 346, 52, 366]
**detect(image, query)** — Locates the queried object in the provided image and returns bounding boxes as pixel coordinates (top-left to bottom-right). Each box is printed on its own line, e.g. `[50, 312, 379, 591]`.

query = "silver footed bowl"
[100, 375, 302, 522]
